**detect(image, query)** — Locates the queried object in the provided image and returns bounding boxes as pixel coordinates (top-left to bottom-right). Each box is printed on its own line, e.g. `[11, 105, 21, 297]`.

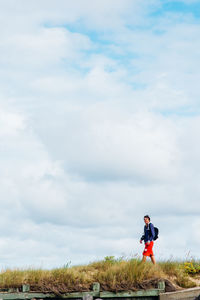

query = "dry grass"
[0, 257, 198, 293]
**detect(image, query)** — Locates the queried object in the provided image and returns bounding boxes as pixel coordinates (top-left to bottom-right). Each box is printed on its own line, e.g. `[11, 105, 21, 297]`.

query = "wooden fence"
[0, 282, 166, 300]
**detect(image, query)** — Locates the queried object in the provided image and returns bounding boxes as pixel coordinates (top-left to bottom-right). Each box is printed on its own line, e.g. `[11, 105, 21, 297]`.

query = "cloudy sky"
[0, 0, 200, 268]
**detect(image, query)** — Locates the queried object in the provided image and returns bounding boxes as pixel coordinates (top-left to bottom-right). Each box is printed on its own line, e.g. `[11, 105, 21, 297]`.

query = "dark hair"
[144, 215, 150, 221]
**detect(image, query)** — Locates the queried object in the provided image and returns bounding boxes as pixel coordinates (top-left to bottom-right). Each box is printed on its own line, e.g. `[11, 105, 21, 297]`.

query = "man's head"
[144, 215, 150, 224]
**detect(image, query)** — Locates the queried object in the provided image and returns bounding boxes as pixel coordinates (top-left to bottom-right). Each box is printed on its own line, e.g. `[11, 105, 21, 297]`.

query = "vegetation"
[0, 257, 199, 293]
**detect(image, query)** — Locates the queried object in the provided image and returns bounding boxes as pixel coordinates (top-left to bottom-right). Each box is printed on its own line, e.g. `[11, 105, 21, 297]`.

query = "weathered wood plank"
[83, 294, 93, 300]
[0, 289, 161, 300]
[0, 293, 54, 300]
[0, 290, 158, 300]
[159, 287, 200, 300]
[100, 289, 160, 298]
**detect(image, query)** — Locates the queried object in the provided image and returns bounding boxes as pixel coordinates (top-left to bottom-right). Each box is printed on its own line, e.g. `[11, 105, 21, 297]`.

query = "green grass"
[0, 257, 199, 293]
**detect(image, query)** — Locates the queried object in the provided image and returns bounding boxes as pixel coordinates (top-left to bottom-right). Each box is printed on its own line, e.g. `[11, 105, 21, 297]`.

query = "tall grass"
[0, 257, 198, 293]
[158, 261, 196, 288]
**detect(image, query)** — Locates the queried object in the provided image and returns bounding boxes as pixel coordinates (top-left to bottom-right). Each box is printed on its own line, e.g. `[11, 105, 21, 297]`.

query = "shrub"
[184, 262, 200, 274]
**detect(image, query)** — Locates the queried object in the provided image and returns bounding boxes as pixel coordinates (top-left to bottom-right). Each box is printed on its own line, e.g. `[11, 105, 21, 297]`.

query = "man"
[140, 215, 156, 264]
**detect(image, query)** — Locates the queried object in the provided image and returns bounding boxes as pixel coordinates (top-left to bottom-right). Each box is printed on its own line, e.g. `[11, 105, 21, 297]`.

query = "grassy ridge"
[0, 257, 199, 293]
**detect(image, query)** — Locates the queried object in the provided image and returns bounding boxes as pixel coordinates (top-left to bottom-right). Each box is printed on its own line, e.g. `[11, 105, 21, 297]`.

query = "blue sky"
[156, 1, 200, 18]
[0, 0, 200, 268]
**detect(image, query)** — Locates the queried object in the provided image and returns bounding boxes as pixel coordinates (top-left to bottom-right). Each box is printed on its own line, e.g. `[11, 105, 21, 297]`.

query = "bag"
[150, 223, 159, 240]
[153, 227, 159, 240]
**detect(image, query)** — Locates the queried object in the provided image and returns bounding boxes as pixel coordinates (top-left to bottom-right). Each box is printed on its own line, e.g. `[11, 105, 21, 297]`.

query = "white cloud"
[0, 27, 92, 69]
[0, 108, 25, 137]
[0, 0, 199, 268]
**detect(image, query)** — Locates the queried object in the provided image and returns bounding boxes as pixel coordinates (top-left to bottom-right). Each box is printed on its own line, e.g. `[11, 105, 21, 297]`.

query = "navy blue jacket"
[141, 223, 155, 243]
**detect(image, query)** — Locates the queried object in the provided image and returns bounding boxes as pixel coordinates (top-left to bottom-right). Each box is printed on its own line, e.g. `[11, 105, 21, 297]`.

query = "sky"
[0, 0, 200, 268]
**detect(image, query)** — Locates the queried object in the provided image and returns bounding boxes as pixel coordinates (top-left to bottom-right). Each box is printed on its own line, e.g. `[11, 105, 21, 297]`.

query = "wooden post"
[158, 281, 165, 292]
[22, 285, 30, 292]
[93, 282, 100, 293]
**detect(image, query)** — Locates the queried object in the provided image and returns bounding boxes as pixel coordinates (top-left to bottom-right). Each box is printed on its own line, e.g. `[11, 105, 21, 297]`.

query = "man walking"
[140, 215, 156, 264]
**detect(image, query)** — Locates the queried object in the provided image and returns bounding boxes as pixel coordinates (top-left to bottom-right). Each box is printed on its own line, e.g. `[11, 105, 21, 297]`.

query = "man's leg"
[150, 255, 156, 265]
[142, 255, 147, 263]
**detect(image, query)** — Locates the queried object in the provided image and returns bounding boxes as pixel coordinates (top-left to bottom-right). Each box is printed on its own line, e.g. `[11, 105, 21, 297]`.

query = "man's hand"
[146, 241, 150, 245]
[140, 240, 143, 244]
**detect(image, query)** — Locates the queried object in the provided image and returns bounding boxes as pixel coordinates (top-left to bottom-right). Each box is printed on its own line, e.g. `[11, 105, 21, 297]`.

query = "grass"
[0, 257, 199, 293]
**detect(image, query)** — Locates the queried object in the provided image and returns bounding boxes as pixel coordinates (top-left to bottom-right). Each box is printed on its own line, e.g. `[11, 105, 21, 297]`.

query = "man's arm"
[140, 234, 144, 244]
[140, 226, 145, 243]
[141, 234, 145, 240]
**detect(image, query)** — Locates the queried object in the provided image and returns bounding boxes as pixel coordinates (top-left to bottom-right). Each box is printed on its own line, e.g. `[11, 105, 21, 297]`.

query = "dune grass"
[0, 257, 199, 293]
